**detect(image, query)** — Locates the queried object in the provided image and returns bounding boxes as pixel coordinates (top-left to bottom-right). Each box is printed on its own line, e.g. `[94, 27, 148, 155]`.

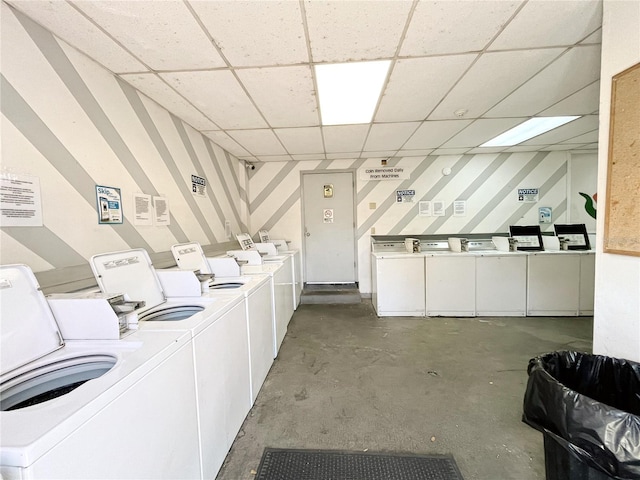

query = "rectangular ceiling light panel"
[316, 60, 391, 125]
[481, 116, 580, 147]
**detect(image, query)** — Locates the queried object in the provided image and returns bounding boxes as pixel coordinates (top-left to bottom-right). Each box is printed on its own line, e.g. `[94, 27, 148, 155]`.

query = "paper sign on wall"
[518, 188, 539, 202]
[154, 196, 170, 226]
[96, 185, 122, 224]
[453, 200, 467, 217]
[133, 193, 152, 226]
[432, 200, 446, 217]
[396, 189, 415, 203]
[191, 175, 206, 197]
[0, 173, 43, 226]
[323, 208, 334, 223]
[419, 201, 432, 216]
[359, 167, 410, 181]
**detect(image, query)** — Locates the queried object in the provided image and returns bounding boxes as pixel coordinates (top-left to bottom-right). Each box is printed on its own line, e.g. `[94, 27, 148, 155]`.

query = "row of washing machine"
[0, 241, 300, 479]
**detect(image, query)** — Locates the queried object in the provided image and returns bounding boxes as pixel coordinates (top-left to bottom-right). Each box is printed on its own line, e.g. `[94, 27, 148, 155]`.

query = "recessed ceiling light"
[480, 116, 581, 147]
[315, 60, 391, 126]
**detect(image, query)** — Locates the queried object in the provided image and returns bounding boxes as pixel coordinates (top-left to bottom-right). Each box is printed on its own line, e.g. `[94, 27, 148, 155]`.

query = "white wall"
[593, 1, 640, 361]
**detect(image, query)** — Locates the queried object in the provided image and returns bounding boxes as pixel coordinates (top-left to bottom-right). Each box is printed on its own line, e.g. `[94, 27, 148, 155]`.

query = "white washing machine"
[171, 243, 275, 404]
[229, 251, 294, 357]
[91, 248, 252, 480]
[0, 265, 200, 480]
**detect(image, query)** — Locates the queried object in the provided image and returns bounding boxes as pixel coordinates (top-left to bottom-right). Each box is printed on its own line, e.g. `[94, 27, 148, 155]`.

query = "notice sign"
[323, 208, 334, 223]
[96, 185, 123, 224]
[360, 167, 410, 181]
[396, 189, 415, 203]
[518, 188, 539, 203]
[191, 175, 206, 197]
[0, 173, 43, 226]
[154, 196, 170, 226]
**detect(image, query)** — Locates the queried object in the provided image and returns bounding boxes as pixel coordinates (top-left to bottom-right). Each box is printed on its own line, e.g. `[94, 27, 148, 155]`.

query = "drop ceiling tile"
[431, 148, 472, 156]
[403, 120, 473, 149]
[430, 48, 564, 119]
[361, 151, 398, 157]
[323, 125, 369, 153]
[190, 1, 307, 67]
[119, 73, 218, 130]
[540, 81, 600, 116]
[466, 147, 507, 155]
[160, 70, 267, 130]
[237, 66, 318, 127]
[226, 129, 287, 156]
[442, 118, 526, 148]
[363, 123, 420, 151]
[255, 155, 293, 162]
[578, 143, 598, 150]
[502, 145, 549, 152]
[560, 130, 599, 145]
[71, 0, 225, 70]
[543, 144, 585, 151]
[375, 56, 477, 122]
[305, 0, 412, 62]
[274, 127, 324, 154]
[292, 154, 327, 161]
[489, 0, 602, 50]
[581, 29, 602, 44]
[202, 130, 251, 157]
[397, 149, 434, 157]
[5, 1, 147, 73]
[401, 1, 522, 56]
[326, 152, 361, 160]
[519, 115, 599, 146]
[485, 45, 601, 117]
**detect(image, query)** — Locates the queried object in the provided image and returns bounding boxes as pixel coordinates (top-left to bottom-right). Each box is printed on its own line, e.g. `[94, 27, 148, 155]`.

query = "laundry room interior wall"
[248, 151, 597, 294]
[0, 6, 248, 292]
[592, 0, 640, 362]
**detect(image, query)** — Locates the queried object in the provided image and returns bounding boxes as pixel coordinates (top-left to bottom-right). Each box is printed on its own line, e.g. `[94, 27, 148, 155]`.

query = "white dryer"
[0, 265, 200, 480]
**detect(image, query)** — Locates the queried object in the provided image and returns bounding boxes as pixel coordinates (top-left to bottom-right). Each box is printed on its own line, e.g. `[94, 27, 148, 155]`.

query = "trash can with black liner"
[522, 351, 640, 480]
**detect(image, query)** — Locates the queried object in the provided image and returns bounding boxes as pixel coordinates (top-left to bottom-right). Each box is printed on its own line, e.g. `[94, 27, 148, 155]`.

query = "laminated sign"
[518, 188, 539, 202]
[191, 175, 206, 197]
[396, 189, 415, 203]
[96, 185, 122, 224]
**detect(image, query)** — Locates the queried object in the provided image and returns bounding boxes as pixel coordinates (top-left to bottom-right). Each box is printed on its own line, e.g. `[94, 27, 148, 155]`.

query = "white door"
[302, 171, 356, 284]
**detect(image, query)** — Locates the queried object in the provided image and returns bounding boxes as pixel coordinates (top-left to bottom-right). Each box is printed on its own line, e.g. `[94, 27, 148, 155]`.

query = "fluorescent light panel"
[481, 116, 580, 147]
[315, 60, 391, 125]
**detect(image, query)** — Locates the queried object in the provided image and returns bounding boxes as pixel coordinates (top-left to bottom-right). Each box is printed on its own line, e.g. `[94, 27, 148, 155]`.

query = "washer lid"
[171, 242, 209, 273]
[0, 265, 64, 376]
[90, 249, 165, 313]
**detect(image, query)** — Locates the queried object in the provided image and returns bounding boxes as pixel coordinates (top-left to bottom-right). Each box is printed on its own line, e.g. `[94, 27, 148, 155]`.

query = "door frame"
[300, 169, 358, 285]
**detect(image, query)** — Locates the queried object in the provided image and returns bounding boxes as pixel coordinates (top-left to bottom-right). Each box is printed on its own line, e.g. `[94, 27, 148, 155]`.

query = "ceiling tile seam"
[184, 0, 292, 160]
[533, 79, 601, 117]
[477, 45, 595, 119]
[480, 0, 529, 53]
[65, 0, 153, 75]
[577, 27, 603, 45]
[361, 0, 419, 160]
[299, 0, 328, 158]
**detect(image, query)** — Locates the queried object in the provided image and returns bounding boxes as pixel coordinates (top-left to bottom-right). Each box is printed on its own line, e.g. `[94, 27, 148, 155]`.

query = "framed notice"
[604, 62, 640, 256]
[96, 185, 122, 224]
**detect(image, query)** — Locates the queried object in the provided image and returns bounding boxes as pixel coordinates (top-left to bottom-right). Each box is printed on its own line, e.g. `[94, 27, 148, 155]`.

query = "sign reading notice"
[359, 167, 410, 181]
[96, 185, 123, 224]
[396, 189, 415, 203]
[192, 175, 206, 197]
[518, 188, 539, 203]
[0, 173, 43, 226]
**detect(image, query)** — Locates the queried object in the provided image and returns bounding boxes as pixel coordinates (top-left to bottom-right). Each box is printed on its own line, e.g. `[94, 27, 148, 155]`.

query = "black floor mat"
[255, 448, 465, 480]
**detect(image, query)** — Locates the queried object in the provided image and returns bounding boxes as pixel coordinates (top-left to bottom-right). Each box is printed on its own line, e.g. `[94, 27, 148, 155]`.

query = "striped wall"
[1, 3, 598, 296]
[0, 5, 248, 291]
[248, 151, 597, 294]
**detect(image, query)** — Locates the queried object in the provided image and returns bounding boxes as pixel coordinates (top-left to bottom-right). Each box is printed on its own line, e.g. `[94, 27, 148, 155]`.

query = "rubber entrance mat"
[255, 448, 464, 480]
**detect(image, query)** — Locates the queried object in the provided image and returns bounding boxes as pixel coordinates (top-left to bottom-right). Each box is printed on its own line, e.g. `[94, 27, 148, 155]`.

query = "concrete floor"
[216, 302, 593, 480]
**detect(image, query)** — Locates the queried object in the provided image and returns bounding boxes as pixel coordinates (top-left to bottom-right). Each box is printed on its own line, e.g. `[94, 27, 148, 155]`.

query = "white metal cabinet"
[426, 254, 475, 316]
[579, 252, 595, 315]
[527, 252, 581, 315]
[476, 253, 527, 316]
[371, 253, 425, 316]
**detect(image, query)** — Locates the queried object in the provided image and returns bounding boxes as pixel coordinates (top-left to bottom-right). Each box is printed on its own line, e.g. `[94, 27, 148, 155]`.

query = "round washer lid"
[0, 265, 63, 376]
[90, 249, 165, 314]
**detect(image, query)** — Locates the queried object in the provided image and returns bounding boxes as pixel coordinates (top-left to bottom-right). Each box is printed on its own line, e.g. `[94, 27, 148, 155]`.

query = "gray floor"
[216, 302, 593, 480]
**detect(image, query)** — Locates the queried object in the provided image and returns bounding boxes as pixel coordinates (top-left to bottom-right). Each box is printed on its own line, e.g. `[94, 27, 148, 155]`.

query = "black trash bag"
[523, 351, 640, 479]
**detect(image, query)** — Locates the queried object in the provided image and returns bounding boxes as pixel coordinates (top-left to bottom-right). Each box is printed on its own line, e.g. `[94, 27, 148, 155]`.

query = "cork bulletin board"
[604, 62, 640, 256]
